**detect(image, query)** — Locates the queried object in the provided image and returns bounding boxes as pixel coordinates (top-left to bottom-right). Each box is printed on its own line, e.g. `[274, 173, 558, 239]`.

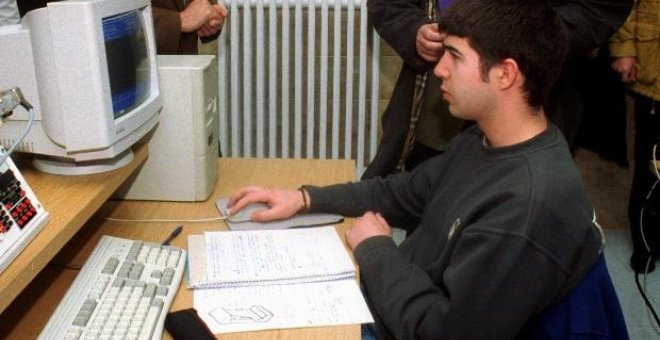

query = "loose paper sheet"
[193, 279, 374, 333]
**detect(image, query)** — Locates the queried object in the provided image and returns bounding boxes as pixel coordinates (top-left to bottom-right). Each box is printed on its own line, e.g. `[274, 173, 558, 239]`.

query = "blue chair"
[531, 254, 629, 339]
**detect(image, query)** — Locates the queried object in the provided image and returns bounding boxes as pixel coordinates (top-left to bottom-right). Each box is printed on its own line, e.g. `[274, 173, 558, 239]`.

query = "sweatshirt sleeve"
[306, 155, 444, 229]
[353, 219, 581, 339]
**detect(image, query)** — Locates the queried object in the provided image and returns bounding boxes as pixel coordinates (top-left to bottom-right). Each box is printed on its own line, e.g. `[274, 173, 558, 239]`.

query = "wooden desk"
[2, 158, 359, 339]
[0, 143, 149, 313]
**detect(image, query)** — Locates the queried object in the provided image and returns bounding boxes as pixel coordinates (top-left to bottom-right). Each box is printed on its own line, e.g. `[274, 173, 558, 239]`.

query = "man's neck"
[478, 106, 548, 148]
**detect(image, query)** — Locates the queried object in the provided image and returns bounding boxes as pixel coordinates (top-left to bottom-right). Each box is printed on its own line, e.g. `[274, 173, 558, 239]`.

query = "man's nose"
[434, 57, 448, 80]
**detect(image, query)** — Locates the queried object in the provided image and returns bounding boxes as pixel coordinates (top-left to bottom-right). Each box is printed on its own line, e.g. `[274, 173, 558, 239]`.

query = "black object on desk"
[162, 225, 183, 246]
[165, 308, 216, 340]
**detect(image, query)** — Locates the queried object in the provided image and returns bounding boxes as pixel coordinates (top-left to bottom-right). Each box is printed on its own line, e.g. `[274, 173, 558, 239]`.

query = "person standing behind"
[225, 0, 607, 338]
[363, 0, 633, 180]
[363, 0, 460, 179]
[151, 0, 228, 55]
[610, 0, 660, 273]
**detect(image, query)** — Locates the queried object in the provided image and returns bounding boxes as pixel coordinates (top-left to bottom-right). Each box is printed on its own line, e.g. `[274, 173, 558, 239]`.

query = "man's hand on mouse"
[227, 186, 306, 222]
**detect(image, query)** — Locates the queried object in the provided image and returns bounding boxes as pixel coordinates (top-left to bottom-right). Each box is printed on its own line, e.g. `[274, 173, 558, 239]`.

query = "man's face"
[433, 36, 496, 121]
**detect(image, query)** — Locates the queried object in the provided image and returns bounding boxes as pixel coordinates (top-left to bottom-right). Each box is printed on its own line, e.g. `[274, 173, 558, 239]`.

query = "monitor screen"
[103, 10, 150, 119]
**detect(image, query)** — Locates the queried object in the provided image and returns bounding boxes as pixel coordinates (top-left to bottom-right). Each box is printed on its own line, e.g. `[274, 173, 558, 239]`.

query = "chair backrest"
[531, 254, 629, 339]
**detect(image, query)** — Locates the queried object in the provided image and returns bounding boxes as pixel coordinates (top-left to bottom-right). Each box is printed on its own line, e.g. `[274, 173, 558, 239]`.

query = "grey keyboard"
[39, 235, 186, 340]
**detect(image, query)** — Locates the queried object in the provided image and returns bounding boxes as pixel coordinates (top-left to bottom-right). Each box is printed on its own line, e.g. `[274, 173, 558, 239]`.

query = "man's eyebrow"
[443, 43, 463, 58]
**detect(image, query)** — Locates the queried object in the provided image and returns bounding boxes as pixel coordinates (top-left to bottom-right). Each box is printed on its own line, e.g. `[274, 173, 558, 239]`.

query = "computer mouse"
[224, 202, 269, 223]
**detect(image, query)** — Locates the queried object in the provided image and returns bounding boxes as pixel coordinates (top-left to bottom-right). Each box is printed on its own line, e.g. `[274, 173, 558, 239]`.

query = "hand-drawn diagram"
[210, 305, 274, 324]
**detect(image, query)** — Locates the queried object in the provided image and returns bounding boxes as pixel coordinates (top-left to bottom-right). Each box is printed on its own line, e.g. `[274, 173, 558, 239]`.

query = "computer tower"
[114, 55, 218, 201]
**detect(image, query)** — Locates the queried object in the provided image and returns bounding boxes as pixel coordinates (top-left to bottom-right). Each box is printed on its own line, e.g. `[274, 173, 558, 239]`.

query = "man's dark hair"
[438, 0, 568, 108]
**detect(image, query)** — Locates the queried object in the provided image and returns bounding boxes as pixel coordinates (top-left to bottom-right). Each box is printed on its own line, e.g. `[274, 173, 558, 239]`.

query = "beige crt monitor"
[113, 55, 218, 201]
[0, 0, 162, 175]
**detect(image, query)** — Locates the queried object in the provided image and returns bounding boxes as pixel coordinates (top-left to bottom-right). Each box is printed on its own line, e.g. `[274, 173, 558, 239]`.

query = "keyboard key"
[102, 257, 119, 274]
[156, 285, 168, 296]
[138, 298, 164, 340]
[64, 327, 82, 340]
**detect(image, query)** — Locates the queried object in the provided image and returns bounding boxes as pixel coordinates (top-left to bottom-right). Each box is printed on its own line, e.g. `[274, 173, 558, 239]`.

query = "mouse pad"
[215, 198, 344, 231]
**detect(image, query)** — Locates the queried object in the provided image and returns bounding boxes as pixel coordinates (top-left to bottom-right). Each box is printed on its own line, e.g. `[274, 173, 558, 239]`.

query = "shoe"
[630, 250, 656, 274]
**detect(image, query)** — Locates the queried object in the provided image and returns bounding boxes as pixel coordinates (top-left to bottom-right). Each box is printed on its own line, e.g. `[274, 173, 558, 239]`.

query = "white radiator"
[217, 0, 380, 176]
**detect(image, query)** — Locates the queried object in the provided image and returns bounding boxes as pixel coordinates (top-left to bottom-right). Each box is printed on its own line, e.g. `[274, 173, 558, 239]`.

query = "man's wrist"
[298, 186, 310, 213]
[180, 11, 192, 32]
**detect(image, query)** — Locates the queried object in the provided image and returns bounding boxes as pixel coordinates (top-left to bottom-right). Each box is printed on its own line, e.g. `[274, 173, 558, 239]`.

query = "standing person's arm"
[553, 0, 633, 57]
[180, 0, 223, 34]
[609, 0, 638, 83]
[151, 3, 184, 54]
[368, 0, 434, 72]
[198, 1, 227, 43]
[152, 0, 225, 54]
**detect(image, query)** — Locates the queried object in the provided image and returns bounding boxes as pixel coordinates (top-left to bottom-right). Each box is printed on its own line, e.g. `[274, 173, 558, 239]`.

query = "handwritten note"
[198, 227, 355, 287]
[193, 279, 374, 333]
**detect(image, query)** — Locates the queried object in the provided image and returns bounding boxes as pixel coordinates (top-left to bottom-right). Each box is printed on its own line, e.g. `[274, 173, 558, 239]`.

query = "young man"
[362, 0, 632, 179]
[227, 0, 603, 338]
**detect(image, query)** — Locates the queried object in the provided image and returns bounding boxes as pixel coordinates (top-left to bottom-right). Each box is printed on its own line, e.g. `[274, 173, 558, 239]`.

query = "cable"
[653, 143, 660, 180]
[105, 216, 228, 223]
[635, 272, 660, 327]
[635, 141, 660, 330]
[0, 93, 35, 166]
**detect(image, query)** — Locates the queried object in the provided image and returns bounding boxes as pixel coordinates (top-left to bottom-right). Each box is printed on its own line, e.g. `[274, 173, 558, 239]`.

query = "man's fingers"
[227, 186, 263, 207]
[374, 213, 388, 226]
[251, 207, 283, 222]
[214, 4, 229, 17]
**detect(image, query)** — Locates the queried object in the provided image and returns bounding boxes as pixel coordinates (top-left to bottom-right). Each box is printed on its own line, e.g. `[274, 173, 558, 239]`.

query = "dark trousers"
[628, 95, 660, 271]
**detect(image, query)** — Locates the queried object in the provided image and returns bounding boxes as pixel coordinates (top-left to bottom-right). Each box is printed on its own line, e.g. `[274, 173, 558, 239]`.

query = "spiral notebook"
[187, 226, 356, 289]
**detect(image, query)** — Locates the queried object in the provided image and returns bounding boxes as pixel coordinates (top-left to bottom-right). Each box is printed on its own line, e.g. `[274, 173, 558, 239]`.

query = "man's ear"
[494, 58, 519, 90]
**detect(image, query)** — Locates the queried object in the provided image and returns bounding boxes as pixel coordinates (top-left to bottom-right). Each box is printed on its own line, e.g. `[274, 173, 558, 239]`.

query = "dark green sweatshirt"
[307, 124, 602, 339]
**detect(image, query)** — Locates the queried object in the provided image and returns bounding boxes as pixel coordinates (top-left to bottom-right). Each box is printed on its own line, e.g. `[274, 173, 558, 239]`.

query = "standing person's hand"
[416, 23, 445, 62]
[345, 212, 393, 250]
[611, 56, 637, 83]
[197, 3, 229, 37]
[180, 0, 222, 33]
